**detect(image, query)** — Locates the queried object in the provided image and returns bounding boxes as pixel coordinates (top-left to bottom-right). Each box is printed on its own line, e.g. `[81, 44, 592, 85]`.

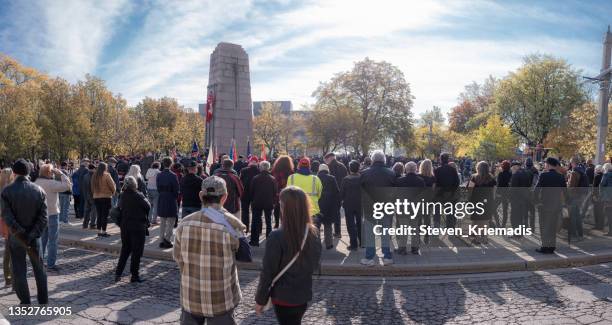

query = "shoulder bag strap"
[268, 227, 309, 291]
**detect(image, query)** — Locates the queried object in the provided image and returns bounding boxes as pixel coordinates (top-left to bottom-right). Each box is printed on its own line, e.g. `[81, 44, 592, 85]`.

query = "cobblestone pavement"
[0, 246, 611, 324]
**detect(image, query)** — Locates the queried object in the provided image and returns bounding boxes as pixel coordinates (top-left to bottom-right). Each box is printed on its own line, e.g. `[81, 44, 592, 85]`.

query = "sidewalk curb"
[59, 236, 612, 276]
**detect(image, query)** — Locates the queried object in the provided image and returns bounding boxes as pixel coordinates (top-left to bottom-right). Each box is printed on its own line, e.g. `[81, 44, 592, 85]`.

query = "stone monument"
[206, 42, 253, 156]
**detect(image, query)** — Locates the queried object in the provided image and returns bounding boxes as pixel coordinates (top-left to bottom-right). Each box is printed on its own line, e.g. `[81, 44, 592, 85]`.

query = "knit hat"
[248, 156, 259, 165]
[12, 158, 30, 176]
[201, 176, 227, 196]
[298, 157, 311, 168]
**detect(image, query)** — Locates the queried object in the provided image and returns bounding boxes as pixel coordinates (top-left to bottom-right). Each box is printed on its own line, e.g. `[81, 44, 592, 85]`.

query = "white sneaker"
[383, 258, 394, 266]
[360, 258, 375, 266]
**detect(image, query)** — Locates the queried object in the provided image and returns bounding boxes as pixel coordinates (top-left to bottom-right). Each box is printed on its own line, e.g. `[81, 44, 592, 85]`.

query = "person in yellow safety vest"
[287, 157, 322, 218]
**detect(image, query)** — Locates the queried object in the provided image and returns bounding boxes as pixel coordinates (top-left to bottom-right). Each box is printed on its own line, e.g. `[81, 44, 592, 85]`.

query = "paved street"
[0, 246, 611, 324]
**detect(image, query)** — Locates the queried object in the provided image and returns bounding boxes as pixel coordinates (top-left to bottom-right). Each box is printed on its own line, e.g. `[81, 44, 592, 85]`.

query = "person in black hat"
[534, 157, 567, 254]
[0, 159, 48, 304]
[509, 160, 533, 232]
[180, 159, 204, 218]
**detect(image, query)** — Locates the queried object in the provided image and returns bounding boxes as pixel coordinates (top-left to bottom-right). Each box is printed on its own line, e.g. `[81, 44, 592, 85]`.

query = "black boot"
[130, 276, 145, 283]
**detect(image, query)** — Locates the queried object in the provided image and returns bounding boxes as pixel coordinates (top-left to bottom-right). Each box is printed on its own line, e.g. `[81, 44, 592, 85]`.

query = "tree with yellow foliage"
[464, 115, 517, 161]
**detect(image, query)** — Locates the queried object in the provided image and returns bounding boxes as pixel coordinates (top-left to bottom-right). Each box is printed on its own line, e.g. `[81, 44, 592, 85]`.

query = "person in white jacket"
[145, 161, 161, 225]
[35, 164, 71, 272]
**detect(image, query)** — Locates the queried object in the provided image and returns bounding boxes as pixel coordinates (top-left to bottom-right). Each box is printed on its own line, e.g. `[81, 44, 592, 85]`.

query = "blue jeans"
[41, 214, 59, 267]
[364, 216, 392, 260]
[148, 189, 159, 223]
[59, 194, 71, 223]
[112, 193, 119, 208]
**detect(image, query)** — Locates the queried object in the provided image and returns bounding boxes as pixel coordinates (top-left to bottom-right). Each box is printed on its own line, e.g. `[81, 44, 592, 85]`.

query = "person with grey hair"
[371, 150, 386, 165]
[395, 161, 426, 255]
[248, 160, 278, 246]
[360, 150, 396, 266]
[125, 164, 147, 195]
[115, 176, 150, 283]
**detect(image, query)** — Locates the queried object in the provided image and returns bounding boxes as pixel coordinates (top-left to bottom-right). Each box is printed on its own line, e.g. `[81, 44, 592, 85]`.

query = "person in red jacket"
[214, 159, 244, 219]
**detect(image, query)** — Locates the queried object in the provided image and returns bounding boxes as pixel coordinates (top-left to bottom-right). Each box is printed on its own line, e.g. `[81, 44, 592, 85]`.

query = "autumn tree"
[39, 78, 87, 160]
[253, 102, 284, 155]
[448, 76, 498, 134]
[545, 102, 612, 159]
[494, 54, 587, 146]
[313, 58, 414, 155]
[464, 115, 517, 161]
[0, 54, 45, 161]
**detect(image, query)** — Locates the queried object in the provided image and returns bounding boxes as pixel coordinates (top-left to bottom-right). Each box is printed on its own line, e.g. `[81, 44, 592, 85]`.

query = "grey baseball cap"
[201, 176, 227, 196]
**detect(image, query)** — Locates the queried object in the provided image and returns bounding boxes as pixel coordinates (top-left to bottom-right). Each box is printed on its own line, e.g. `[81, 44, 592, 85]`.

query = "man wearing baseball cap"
[1, 159, 48, 304]
[174, 176, 246, 324]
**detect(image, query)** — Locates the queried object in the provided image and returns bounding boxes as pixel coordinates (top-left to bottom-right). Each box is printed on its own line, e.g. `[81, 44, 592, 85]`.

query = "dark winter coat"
[118, 188, 150, 231]
[0, 176, 48, 242]
[340, 174, 361, 211]
[317, 170, 340, 224]
[534, 169, 567, 209]
[250, 170, 278, 210]
[327, 159, 348, 188]
[180, 173, 203, 209]
[469, 176, 496, 221]
[240, 165, 260, 201]
[156, 169, 179, 218]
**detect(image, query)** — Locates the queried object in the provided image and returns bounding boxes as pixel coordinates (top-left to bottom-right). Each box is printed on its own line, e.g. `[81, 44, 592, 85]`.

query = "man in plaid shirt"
[173, 176, 246, 324]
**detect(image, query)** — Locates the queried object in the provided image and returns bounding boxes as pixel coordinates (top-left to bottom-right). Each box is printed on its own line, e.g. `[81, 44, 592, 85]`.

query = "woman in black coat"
[317, 164, 340, 249]
[115, 176, 150, 283]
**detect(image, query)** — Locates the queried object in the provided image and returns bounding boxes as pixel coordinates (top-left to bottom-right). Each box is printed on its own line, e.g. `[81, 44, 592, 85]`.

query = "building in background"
[252, 100, 292, 116]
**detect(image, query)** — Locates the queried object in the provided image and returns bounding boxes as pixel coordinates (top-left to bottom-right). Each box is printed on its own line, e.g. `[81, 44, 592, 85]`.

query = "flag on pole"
[205, 89, 215, 123]
[206, 138, 214, 175]
[191, 141, 199, 158]
[246, 138, 251, 158]
[232, 139, 238, 162]
[228, 139, 234, 162]
[261, 143, 267, 161]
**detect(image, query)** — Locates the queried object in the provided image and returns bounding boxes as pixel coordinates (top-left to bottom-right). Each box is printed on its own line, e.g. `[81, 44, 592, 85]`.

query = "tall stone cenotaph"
[206, 42, 253, 156]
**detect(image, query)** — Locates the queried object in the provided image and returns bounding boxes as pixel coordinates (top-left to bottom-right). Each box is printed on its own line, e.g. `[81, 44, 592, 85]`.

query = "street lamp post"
[591, 26, 612, 164]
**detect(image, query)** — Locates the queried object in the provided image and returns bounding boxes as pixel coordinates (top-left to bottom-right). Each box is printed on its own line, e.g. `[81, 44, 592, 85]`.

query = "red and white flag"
[205, 89, 215, 123]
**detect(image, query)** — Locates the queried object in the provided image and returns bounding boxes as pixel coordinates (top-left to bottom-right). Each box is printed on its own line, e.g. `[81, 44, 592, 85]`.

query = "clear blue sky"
[0, 0, 610, 114]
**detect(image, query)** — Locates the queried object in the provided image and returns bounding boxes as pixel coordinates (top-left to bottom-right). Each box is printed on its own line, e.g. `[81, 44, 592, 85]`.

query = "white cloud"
[2, 0, 129, 81]
[251, 35, 601, 116]
[104, 0, 254, 106]
[3, 0, 604, 116]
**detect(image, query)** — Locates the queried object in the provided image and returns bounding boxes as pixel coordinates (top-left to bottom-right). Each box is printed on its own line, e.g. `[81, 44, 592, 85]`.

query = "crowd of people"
[1, 150, 612, 324]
